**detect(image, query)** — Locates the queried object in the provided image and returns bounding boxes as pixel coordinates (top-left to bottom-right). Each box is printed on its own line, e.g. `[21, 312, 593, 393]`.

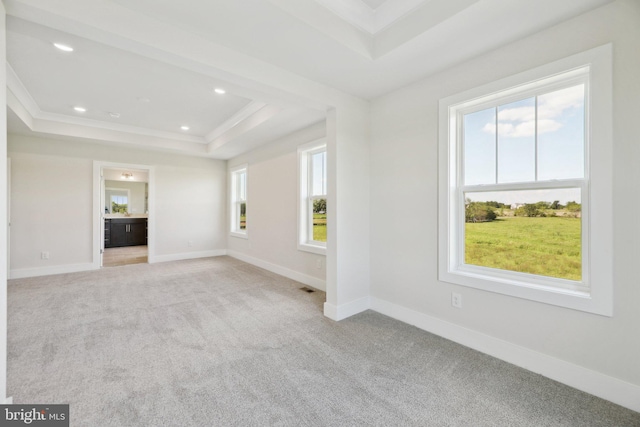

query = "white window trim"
[438, 44, 613, 316]
[229, 164, 248, 239]
[298, 139, 327, 255]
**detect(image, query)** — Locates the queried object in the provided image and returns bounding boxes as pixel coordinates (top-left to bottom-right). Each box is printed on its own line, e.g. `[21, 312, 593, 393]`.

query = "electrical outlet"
[316, 259, 323, 269]
[188, 240, 193, 247]
[451, 292, 462, 308]
[41, 251, 50, 260]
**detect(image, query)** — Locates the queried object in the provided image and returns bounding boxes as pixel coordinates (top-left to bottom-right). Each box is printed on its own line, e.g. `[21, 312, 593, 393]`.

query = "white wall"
[227, 123, 327, 290]
[10, 152, 93, 271]
[9, 134, 227, 276]
[370, 0, 639, 408]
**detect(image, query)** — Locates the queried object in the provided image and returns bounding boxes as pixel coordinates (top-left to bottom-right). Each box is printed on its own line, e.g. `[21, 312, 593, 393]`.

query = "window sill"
[439, 267, 611, 317]
[298, 242, 326, 256]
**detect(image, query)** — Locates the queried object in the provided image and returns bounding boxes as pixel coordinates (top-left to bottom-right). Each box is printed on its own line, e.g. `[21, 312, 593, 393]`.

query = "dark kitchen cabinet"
[105, 218, 147, 248]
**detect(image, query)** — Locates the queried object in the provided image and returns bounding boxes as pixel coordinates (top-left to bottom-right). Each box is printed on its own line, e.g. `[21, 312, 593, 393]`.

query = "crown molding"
[205, 101, 267, 143]
[6, 63, 41, 118]
[313, 0, 428, 34]
[208, 104, 282, 154]
[7, 62, 206, 145]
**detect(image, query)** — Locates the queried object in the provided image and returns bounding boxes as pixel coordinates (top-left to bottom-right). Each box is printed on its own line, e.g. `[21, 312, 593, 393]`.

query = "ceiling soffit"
[4, 11, 327, 159]
[270, 0, 480, 59]
[3, 0, 616, 154]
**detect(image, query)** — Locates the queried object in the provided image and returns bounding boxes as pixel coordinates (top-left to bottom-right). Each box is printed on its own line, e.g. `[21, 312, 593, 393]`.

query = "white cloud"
[497, 106, 535, 122]
[537, 119, 563, 134]
[482, 84, 584, 138]
[538, 85, 584, 120]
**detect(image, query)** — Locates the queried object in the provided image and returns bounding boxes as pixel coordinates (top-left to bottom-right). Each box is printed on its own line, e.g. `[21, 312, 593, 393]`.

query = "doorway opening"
[93, 162, 154, 269]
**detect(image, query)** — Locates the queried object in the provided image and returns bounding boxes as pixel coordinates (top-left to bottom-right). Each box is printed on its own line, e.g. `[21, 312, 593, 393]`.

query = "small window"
[298, 141, 327, 255]
[111, 195, 128, 214]
[438, 45, 613, 316]
[230, 165, 247, 238]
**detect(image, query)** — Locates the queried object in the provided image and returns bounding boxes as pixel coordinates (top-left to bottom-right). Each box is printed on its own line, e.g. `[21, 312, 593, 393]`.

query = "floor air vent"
[300, 287, 315, 293]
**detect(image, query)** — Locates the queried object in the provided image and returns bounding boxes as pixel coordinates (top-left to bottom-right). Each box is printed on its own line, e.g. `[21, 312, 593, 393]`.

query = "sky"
[463, 84, 584, 205]
[311, 150, 327, 196]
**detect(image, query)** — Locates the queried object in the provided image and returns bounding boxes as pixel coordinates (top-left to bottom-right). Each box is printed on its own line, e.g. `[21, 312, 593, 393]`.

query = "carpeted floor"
[7, 256, 640, 426]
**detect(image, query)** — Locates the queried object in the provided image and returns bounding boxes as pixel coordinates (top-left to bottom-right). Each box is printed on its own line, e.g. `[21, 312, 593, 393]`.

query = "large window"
[438, 45, 613, 315]
[230, 165, 247, 238]
[298, 140, 327, 255]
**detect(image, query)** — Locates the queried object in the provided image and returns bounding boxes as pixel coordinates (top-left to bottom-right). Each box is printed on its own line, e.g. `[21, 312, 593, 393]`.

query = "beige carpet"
[7, 257, 640, 426]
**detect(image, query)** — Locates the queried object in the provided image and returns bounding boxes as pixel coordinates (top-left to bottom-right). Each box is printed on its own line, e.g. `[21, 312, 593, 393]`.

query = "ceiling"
[360, 0, 388, 9]
[4, 0, 614, 159]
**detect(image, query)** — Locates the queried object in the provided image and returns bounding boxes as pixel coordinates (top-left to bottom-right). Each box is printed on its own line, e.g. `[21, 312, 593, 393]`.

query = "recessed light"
[109, 112, 121, 118]
[73, 106, 86, 113]
[137, 97, 151, 103]
[181, 126, 190, 131]
[53, 43, 74, 52]
[214, 88, 226, 95]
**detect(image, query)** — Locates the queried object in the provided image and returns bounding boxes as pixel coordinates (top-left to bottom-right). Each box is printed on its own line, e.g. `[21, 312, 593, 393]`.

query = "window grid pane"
[537, 85, 585, 180]
[463, 84, 585, 186]
[238, 171, 246, 201]
[311, 151, 326, 196]
[231, 168, 247, 233]
[497, 97, 536, 183]
[463, 188, 582, 281]
[304, 147, 327, 245]
[463, 108, 497, 185]
[310, 197, 327, 242]
[459, 83, 586, 284]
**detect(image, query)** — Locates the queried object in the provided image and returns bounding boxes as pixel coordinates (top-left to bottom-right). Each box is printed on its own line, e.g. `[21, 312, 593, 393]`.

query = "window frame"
[230, 164, 248, 239]
[438, 44, 613, 316]
[298, 140, 327, 255]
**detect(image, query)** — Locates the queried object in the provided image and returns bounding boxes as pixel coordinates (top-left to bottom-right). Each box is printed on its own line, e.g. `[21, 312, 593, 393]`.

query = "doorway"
[93, 162, 154, 269]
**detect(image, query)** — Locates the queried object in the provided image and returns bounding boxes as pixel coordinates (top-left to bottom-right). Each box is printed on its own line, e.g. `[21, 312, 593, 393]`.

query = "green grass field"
[465, 216, 581, 281]
[313, 214, 327, 242]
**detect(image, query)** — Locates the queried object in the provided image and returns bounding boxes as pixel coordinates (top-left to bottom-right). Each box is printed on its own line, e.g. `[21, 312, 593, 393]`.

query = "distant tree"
[566, 201, 581, 212]
[313, 198, 326, 214]
[550, 200, 563, 210]
[465, 202, 497, 223]
[484, 201, 508, 209]
[523, 203, 541, 217]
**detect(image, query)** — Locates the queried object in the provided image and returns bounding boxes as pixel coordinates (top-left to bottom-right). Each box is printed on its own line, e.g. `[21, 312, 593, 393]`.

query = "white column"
[324, 103, 371, 321]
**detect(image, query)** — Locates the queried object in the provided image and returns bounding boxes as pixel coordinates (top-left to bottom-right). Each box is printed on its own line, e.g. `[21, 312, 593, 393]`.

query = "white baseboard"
[150, 249, 227, 264]
[9, 262, 96, 279]
[370, 296, 640, 413]
[324, 296, 371, 321]
[227, 250, 326, 291]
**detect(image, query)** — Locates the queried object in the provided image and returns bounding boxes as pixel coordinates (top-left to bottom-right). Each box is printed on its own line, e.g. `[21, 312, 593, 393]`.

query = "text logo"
[1, 405, 68, 426]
